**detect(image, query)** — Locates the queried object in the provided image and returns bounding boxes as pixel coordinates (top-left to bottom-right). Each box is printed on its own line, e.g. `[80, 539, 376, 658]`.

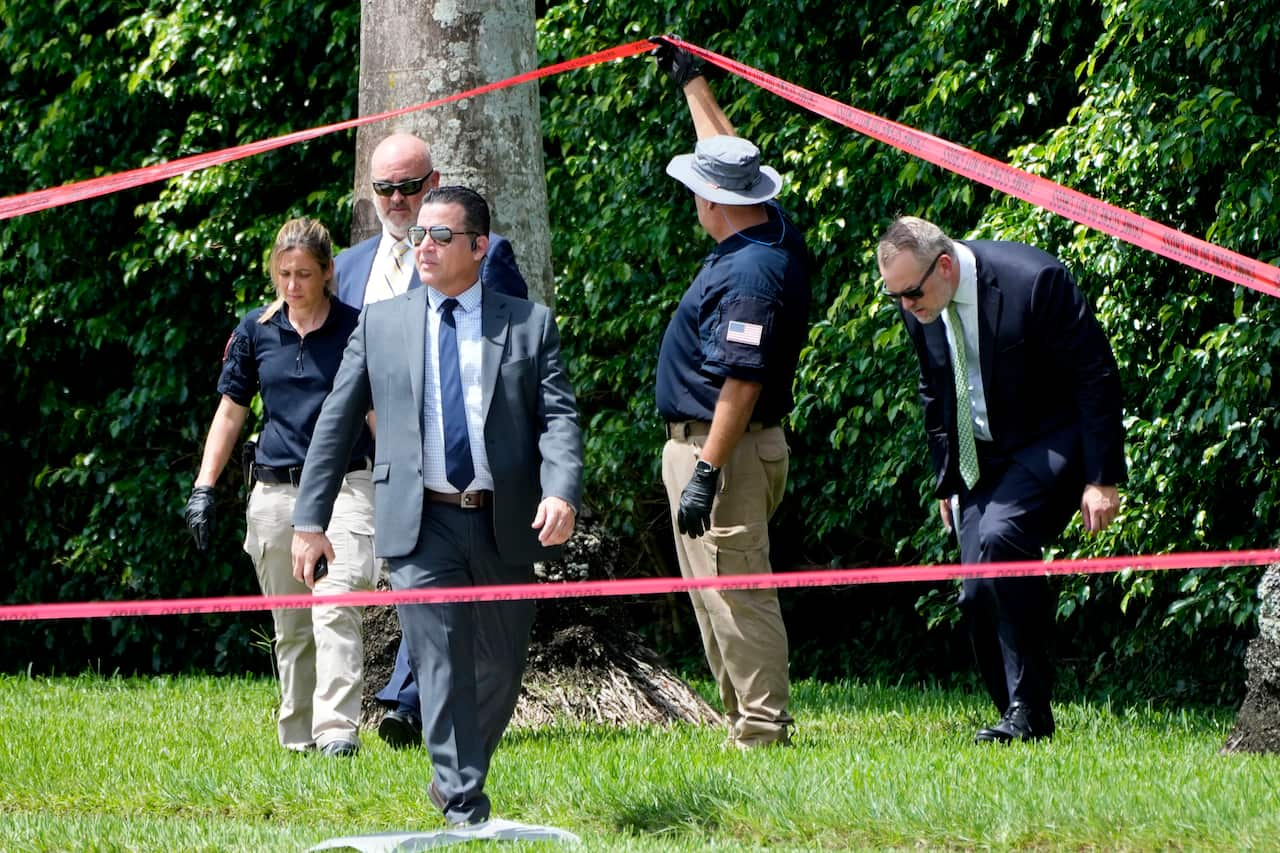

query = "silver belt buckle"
[460, 490, 483, 509]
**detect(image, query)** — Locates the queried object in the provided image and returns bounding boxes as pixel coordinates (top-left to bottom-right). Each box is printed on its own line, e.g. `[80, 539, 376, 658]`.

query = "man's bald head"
[369, 133, 439, 239]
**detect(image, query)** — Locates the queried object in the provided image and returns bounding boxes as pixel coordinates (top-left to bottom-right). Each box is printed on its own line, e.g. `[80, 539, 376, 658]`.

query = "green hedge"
[539, 0, 1280, 702]
[0, 0, 361, 672]
[2, 0, 1277, 702]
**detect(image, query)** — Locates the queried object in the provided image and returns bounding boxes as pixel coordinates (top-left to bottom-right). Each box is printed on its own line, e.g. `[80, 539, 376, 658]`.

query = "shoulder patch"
[726, 321, 763, 347]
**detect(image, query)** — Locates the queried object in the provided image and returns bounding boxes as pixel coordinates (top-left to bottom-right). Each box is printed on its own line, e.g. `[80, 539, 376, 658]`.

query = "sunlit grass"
[1, 674, 1277, 851]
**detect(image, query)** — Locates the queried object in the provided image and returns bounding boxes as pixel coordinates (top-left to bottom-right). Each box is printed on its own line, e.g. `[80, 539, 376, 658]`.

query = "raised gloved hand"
[649, 35, 704, 88]
[185, 485, 216, 552]
[677, 460, 720, 538]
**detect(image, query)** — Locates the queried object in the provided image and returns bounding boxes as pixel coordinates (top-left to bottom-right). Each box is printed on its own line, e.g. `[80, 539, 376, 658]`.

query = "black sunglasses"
[370, 173, 433, 197]
[407, 225, 482, 247]
[882, 251, 944, 303]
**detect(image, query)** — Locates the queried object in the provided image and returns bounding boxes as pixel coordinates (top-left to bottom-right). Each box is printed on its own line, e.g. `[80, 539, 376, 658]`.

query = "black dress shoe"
[319, 738, 359, 757]
[974, 702, 1054, 744]
[378, 709, 423, 749]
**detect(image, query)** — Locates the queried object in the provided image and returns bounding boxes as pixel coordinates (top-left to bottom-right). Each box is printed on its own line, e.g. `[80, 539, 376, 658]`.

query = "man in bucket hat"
[651, 37, 814, 749]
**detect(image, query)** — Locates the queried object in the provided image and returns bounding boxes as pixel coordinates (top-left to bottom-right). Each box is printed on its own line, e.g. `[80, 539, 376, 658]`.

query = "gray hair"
[876, 216, 955, 269]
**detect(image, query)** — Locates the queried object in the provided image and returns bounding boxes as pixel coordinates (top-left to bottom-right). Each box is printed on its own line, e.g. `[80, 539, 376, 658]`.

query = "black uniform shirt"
[217, 297, 373, 470]
[656, 204, 813, 424]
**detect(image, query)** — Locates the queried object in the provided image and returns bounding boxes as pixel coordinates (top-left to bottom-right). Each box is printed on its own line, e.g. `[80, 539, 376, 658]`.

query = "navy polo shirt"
[656, 204, 812, 424]
[217, 297, 373, 470]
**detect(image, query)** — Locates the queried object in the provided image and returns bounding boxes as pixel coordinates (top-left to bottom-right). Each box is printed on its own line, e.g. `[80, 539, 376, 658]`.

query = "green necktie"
[947, 304, 980, 489]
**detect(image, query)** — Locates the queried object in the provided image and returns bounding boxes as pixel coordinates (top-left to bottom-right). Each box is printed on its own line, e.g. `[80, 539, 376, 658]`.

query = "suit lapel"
[480, 291, 511, 423]
[403, 288, 428, 424]
[357, 241, 377, 305]
[924, 320, 950, 374]
[974, 259, 1001, 393]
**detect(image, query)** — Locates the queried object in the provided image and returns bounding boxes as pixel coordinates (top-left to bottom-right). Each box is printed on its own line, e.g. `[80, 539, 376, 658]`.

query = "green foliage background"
[2, 0, 1277, 703]
[0, 0, 361, 672]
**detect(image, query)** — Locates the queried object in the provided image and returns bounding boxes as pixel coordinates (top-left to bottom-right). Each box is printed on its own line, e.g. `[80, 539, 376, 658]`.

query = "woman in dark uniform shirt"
[185, 218, 375, 756]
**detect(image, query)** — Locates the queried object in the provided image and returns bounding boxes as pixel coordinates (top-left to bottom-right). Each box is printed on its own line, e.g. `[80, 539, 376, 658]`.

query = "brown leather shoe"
[429, 779, 448, 812]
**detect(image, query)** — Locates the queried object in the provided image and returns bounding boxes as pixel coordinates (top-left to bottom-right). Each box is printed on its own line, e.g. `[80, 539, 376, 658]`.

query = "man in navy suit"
[335, 132, 527, 309]
[877, 216, 1125, 743]
[333, 132, 530, 750]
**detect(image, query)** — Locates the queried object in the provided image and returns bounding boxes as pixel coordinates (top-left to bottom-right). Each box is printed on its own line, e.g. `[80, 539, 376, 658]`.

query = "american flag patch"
[725, 320, 763, 346]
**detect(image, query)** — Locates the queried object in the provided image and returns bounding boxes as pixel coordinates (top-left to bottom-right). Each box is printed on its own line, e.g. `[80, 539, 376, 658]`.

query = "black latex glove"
[677, 461, 720, 539]
[649, 35, 704, 88]
[185, 485, 216, 552]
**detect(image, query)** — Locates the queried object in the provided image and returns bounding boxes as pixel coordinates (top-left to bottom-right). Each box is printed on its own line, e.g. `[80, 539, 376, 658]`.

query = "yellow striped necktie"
[384, 239, 411, 294]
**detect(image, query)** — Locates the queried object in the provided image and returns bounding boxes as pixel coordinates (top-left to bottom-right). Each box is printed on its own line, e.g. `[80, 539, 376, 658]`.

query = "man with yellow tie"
[334, 132, 527, 308]
[877, 216, 1125, 744]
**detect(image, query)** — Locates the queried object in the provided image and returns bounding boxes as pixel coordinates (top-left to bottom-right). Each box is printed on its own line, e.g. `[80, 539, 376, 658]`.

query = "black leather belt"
[256, 458, 370, 486]
[665, 421, 774, 440]
[425, 489, 491, 509]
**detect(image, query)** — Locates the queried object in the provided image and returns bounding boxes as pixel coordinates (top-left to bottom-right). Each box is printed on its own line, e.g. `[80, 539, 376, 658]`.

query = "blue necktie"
[438, 298, 474, 491]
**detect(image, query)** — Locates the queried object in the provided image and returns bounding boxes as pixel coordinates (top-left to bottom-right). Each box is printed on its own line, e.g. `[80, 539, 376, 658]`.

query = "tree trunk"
[352, 0, 554, 305]
[352, 1, 717, 729]
[1223, 563, 1280, 753]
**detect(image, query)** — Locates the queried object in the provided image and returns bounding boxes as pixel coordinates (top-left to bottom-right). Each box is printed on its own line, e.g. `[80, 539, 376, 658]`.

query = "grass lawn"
[1, 673, 1277, 851]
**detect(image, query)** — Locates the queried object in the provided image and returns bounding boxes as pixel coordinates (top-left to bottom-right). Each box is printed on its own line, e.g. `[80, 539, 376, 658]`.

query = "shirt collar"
[377, 230, 405, 255]
[426, 280, 482, 314]
[950, 242, 978, 306]
[275, 296, 335, 332]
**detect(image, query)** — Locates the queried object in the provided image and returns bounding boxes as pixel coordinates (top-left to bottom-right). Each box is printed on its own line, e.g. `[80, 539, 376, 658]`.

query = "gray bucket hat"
[666, 135, 782, 205]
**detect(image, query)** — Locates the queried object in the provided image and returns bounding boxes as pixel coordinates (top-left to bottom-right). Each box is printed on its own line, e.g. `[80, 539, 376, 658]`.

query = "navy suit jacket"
[901, 240, 1125, 500]
[334, 231, 529, 307]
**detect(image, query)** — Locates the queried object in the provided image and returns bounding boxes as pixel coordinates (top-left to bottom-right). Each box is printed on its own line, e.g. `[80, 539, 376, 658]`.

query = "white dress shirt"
[941, 242, 993, 442]
[363, 232, 415, 306]
[422, 281, 493, 492]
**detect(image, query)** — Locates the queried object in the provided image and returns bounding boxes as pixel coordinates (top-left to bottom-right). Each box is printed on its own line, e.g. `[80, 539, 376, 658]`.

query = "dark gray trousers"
[388, 502, 536, 825]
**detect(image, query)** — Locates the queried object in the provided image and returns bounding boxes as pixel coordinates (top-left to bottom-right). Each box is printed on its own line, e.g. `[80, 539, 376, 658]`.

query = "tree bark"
[352, 0, 554, 305]
[1223, 563, 1280, 753]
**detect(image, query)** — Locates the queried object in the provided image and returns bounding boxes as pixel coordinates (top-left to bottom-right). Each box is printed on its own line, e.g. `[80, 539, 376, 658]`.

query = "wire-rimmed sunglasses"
[407, 225, 482, 247]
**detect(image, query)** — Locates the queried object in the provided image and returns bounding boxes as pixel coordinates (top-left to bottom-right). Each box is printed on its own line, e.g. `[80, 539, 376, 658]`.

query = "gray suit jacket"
[293, 286, 582, 564]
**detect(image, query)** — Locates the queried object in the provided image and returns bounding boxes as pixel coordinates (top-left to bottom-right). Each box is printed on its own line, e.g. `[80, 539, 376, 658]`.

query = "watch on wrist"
[694, 459, 720, 476]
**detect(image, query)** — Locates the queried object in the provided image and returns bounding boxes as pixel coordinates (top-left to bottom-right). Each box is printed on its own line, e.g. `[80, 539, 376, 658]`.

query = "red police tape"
[3, 37, 1277, 296]
[664, 37, 1280, 299]
[2, 39, 1277, 622]
[0, 40, 656, 223]
[1, 548, 1276, 623]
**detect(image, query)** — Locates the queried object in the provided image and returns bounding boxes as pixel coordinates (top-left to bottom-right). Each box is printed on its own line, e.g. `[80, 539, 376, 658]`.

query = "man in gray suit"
[338, 132, 532, 751]
[291, 185, 582, 826]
